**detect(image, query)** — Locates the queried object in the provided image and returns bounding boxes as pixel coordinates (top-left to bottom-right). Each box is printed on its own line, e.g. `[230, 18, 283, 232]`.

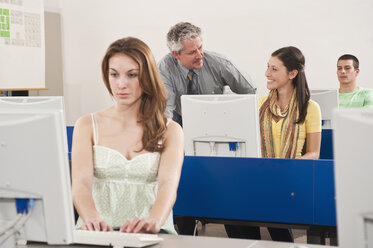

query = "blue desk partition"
[174, 156, 336, 227]
[320, 129, 333, 159]
[65, 125, 336, 227]
[67, 126, 74, 160]
[314, 159, 336, 226]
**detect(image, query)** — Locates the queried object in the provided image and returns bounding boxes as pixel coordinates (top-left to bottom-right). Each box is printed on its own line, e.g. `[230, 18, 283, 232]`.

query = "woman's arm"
[301, 132, 321, 159]
[71, 114, 112, 231]
[301, 100, 322, 160]
[120, 120, 184, 233]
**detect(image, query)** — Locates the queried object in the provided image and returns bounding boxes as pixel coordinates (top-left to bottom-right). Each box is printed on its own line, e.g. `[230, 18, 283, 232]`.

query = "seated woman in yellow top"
[258, 46, 321, 242]
[225, 46, 322, 243]
[259, 46, 321, 159]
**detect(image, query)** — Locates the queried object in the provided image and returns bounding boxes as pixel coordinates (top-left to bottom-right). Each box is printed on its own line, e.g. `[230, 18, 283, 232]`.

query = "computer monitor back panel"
[181, 94, 261, 158]
[0, 96, 64, 110]
[310, 89, 339, 128]
[333, 108, 373, 248]
[0, 97, 74, 244]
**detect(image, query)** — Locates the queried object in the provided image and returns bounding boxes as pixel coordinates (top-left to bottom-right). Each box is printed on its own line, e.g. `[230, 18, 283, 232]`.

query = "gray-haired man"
[158, 22, 256, 236]
[158, 22, 256, 126]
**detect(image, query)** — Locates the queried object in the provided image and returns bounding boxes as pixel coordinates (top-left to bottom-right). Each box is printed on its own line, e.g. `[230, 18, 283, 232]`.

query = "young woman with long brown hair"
[71, 37, 184, 234]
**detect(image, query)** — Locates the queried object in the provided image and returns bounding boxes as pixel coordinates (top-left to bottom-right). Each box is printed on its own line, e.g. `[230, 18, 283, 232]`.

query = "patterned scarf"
[259, 88, 300, 158]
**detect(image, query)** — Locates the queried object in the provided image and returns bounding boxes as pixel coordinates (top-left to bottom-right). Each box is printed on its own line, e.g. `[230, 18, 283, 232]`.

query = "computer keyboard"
[73, 229, 163, 248]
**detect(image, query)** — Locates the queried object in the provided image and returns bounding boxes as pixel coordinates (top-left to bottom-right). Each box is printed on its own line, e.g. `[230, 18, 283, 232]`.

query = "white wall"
[43, 0, 60, 12]
[30, 11, 63, 97]
[54, 0, 372, 125]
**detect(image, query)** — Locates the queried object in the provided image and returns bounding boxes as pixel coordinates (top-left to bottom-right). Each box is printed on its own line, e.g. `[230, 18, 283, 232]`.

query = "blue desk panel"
[174, 156, 315, 225]
[67, 126, 74, 160]
[314, 159, 336, 226]
[66, 125, 336, 227]
[320, 129, 333, 160]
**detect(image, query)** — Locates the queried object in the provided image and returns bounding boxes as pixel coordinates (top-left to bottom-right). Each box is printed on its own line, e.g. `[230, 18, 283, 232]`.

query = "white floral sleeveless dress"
[76, 113, 176, 234]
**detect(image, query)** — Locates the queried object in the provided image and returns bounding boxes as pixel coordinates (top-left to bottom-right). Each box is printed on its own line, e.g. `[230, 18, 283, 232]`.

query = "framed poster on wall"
[0, 0, 45, 90]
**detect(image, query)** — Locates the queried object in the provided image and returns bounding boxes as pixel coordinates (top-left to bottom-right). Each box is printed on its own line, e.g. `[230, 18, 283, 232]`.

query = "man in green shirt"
[337, 54, 373, 107]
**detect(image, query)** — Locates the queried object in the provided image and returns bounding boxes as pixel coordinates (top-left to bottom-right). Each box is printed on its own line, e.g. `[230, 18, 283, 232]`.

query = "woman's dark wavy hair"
[272, 46, 310, 124]
[101, 37, 167, 152]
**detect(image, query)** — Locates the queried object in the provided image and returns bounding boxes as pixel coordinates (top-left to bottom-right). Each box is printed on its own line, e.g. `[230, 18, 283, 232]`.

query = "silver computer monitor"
[333, 108, 373, 248]
[0, 97, 74, 245]
[181, 94, 261, 158]
[310, 89, 339, 129]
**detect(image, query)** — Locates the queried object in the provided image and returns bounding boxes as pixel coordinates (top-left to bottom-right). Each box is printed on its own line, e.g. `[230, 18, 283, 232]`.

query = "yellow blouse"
[259, 97, 322, 158]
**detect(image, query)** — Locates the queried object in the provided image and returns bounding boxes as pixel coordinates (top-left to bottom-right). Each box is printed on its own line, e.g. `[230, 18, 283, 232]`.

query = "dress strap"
[90, 113, 99, 145]
[158, 118, 172, 145]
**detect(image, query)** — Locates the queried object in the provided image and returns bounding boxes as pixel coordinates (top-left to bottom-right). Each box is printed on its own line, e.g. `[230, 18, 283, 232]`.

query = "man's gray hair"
[166, 22, 202, 53]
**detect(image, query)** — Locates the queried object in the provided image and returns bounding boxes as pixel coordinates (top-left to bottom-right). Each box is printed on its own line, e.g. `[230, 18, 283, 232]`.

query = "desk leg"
[330, 237, 338, 246]
[329, 228, 338, 246]
[174, 216, 198, 235]
[307, 228, 325, 245]
[307, 227, 338, 246]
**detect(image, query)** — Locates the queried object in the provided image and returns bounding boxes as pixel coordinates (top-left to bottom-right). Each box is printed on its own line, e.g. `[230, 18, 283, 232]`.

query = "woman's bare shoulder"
[75, 107, 113, 127]
[75, 113, 92, 127]
[164, 119, 183, 142]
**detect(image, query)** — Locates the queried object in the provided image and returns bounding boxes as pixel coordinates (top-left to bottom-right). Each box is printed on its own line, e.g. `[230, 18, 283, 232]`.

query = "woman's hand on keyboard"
[82, 219, 113, 231]
[119, 217, 161, 233]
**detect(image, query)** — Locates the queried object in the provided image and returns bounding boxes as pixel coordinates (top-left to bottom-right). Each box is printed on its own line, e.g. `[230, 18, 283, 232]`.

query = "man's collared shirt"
[158, 50, 256, 118]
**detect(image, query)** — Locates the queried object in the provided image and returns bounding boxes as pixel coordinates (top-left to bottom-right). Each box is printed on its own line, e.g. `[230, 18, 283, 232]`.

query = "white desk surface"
[21, 234, 336, 248]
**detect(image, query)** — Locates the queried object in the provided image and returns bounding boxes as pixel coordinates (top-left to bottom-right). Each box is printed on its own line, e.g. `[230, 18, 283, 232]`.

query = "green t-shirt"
[339, 87, 373, 107]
